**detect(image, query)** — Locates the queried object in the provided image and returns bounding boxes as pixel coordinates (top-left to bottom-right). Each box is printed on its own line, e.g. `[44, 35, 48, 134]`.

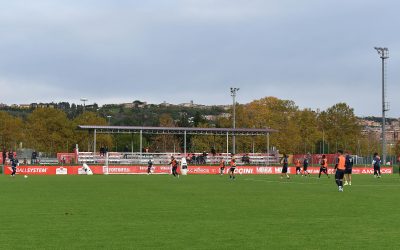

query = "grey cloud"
[0, 0, 399, 116]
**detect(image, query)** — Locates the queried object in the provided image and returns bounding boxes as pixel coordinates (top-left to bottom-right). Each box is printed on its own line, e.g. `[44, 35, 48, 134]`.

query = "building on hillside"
[160, 101, 172, 107]
[30, 103, 56, 109]
[19, 104, 31, 109]
[178, 100, 207, 109]
[215, 105, 231, 111]
[204, 115, 217, 121]
[179, 100, 194, 107]
[122, 103, 134, 108]
[219, 113, 231, 119]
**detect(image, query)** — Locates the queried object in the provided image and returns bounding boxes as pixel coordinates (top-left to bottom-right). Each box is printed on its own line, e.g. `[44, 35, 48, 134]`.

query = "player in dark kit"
[372, 153, 381, 178]
[229, 157, 236, 180]
[318, 155, 329, 178]
[11, 157, 19, 177]
[169, 156, 179, 178]
[219, 159, 225, 175]
[147, 159, 153, 175]
[334, 150, 346, 192]
[302, 156, 310, 176]
[344, 152, 354, 185]
[280, 154, 290, 179]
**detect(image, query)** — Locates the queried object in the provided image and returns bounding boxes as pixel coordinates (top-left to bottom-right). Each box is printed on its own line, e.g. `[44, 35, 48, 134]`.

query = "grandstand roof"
[78, 125, 277, 136]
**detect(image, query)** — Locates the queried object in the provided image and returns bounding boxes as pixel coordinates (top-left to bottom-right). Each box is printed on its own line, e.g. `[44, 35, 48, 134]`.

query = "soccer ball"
[24, 175, 28, 178]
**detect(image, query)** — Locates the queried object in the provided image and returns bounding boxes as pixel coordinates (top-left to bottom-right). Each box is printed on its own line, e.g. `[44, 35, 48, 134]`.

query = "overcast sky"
[0, 0, 399, 117]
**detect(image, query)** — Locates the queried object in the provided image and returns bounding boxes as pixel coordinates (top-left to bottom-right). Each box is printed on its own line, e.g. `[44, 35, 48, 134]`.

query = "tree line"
[0, 96, 394, 156]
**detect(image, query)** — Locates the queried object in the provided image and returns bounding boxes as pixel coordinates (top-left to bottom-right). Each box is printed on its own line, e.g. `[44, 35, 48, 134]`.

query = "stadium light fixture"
[374, 47, 389, 165]
[80, 98, 88, 112]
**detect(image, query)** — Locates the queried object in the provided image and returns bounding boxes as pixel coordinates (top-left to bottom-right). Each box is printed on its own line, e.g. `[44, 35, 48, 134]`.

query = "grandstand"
[76, 151, 280, 165]
[77, 125, 279, 165]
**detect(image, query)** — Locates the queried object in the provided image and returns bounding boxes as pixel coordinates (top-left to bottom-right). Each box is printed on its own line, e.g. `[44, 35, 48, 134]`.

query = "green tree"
[0, 111, 24, 150]
[319, 103, 361, 153]
[295, 109, 320, 154]
[26, 108, 74, 155]
[233, 97, 300, 154]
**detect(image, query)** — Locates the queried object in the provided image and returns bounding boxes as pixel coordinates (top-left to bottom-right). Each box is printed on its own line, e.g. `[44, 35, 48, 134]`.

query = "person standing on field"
[219, 158, 225, 175]
[147, 159, 153, 175]
[280, 154, 290, 179]
[334, 150, 346, 192]
[169, 156, 179, 178]
[302, 155, 310, 176]
[318, 155, 329, 178]
[295, 158, 301, 175]
[229, 156, 236, 180]
[344, 152, 354, 185]
[372, 153, 381, 178]
[10, 157, 19, 177]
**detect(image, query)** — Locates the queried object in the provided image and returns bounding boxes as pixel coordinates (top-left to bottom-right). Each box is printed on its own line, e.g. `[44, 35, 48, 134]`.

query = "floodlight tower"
[374, 47, 389, 165]
[230, 87, 239, 154]
[80, 98, 88, 112]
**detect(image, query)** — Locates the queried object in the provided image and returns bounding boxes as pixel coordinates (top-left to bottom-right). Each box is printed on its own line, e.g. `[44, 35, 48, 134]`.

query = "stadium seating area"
[77, 152, 280, 165]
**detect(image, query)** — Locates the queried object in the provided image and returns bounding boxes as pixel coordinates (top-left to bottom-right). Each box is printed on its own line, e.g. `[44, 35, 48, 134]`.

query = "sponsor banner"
[99, 166, 172, 175]
[3, 166, 63, 175]
[2, 166, 393, 175]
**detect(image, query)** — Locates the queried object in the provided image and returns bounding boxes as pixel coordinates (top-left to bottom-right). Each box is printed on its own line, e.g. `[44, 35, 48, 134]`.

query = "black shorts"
[296, 167, 301, 171]
[220, 167, 225, 171]
[344, 168, 352, 174]
[320, 167, 327, 173]
[303, 166, 308, 171]
[229, 167, 236, 173]
[282, 166, 288, 173]
[335, 169, 345, 179]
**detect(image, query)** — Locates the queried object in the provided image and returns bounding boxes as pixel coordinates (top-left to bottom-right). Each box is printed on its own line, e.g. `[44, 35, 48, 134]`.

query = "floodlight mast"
[230, 87, 239, 155]
[374, 47, 389, 165]
[80, 98, 88, 112]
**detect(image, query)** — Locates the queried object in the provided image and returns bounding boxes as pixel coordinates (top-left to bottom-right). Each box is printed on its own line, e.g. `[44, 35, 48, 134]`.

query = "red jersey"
[230, 159, 236, 168]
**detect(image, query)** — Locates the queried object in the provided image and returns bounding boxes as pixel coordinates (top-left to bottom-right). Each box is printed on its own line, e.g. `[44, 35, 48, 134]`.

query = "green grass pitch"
[1, 173, 400, 249]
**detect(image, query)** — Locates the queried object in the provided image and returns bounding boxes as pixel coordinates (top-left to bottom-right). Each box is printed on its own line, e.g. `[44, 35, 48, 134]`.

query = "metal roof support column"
[131, 133, 134, 158]
[184, 130, 187, 156]
[266, 133, 270, 167]
[226, 132, 229, 157]
[94, 129, 97, 164]
[140, 129, 143, 162]
[252, 136, 255, 154]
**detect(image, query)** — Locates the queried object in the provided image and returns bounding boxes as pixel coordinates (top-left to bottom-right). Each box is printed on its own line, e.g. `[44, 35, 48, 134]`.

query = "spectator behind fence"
[124, 145, 129, 159]
[8, 150, 14, 160]
[242, 154, 250, 164]
[398, 155, 400, 175]
[2, 148, 6, 164]
[31, 151, 38, 164]
[211, 147, 216, 156]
